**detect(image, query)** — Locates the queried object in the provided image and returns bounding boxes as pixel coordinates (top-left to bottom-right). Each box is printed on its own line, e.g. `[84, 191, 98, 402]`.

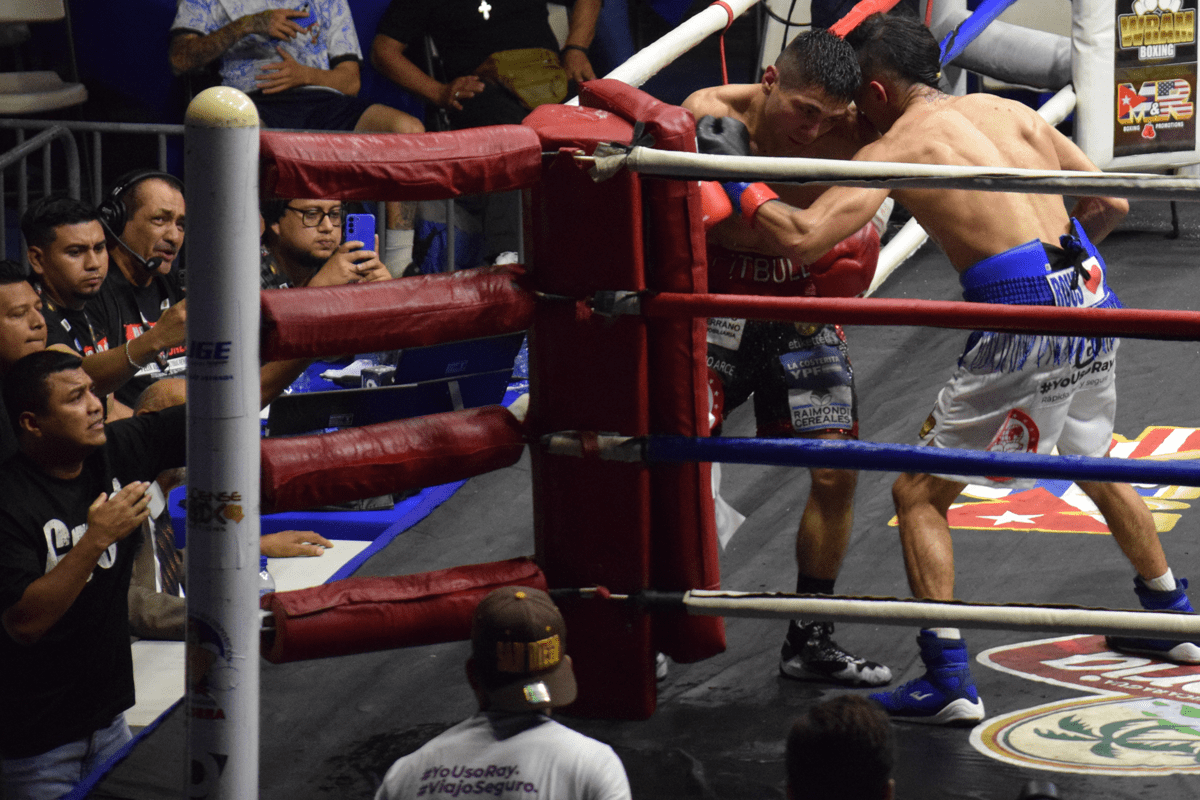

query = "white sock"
[1143, 568, 1176, 592]
[929, 627, 962, 640]
[384, 228, 414, 277]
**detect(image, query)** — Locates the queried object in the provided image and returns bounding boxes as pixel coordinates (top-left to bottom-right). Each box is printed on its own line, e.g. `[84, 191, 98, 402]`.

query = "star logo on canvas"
[889, 425, 1200, 535]
[977, 510, 1043, 526]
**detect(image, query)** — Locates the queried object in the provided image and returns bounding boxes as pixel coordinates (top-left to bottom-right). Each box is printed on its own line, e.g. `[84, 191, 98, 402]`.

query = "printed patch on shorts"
[1038, 352, 1115, 401]
[794, 322, 820, 337]
[988, 408, 1040, 455]
[707, 317, 746, 351]
[780, 345, 853, 433]
[1045, 258, 1107, 308]
[788, 386, 854, 432]
[779, 345, 852, 388]
[919, 413, 936, 439]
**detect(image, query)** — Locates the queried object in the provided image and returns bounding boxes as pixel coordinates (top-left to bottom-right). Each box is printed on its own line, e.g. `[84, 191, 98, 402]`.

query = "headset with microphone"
[97, 169, 184, 274]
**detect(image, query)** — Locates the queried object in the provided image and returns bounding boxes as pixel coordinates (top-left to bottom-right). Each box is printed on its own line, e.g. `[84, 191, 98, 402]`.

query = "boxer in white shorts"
[724, 11, 1200, 725]
[919, 222, 1123, 487]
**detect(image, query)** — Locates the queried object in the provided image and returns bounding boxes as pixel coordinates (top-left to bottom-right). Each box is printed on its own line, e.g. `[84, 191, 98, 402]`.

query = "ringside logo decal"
[1114, 0, 1197, 155]
[884, 426, 1200, 772]
[972, 636, 1200, 774]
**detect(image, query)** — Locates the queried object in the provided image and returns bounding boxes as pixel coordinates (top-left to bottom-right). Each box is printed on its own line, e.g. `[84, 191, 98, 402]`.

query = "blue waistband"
[958, 219, 1109, 306]
[952, 220, 1122, 371]
[960, 240, 1054, 290]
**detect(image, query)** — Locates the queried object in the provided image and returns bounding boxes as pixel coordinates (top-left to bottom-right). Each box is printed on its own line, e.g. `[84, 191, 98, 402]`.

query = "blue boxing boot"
[870, 630, 985, 726]
[1106, 577, 1200, 663]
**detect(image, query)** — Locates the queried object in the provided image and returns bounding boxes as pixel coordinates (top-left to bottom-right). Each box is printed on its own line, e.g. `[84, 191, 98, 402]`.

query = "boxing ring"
[165, 88, 1200, 800]
[76, 2, 1200, 798]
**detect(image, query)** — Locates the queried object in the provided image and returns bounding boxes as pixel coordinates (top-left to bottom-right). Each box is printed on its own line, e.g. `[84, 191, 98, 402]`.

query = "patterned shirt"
[170, 0, 363, 94]
[260, 248, 291, 290]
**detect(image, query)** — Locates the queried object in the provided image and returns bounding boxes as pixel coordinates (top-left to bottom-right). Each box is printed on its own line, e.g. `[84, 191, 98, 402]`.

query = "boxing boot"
[779, 620, 892, 687]
[1106, 577, 1200, 663]
[870, 630, 985, 726]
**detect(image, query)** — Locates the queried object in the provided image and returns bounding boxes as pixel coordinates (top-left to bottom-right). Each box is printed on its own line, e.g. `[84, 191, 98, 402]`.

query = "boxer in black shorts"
[685, 29, 891, 686]
[709, 319, 857, 441]
[703, 248, 885, 687]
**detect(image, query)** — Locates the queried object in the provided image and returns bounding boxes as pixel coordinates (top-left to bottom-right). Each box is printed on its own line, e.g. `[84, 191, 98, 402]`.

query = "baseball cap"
[471, 586, 578, 712]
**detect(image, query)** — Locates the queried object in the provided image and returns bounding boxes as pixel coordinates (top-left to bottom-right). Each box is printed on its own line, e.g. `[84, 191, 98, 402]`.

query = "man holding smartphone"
[168, 1, 423, 276]
[261, 198, 391, 288]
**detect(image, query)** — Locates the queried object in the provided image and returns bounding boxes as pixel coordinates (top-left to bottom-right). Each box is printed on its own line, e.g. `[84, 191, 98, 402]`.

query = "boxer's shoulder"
[682, 83, 756, 121]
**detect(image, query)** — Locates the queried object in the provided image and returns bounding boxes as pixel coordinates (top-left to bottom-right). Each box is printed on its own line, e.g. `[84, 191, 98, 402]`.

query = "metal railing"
[0, 117, 478, 273]
[0, 117, 184, 258]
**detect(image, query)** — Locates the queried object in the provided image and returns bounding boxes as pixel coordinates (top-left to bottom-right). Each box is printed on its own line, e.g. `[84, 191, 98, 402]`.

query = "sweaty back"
[882, 93, 1074, 270]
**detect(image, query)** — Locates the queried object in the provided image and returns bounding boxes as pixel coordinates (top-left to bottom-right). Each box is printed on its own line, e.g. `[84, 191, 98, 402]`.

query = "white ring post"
[601, 0, 760, 88]
[183, 87, 261, 800]
[758, 0, 810, 73]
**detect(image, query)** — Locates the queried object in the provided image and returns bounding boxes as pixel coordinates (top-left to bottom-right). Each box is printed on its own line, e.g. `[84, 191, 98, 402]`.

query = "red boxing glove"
[699, 181, 733, 230]
[808, 222, 880, 298]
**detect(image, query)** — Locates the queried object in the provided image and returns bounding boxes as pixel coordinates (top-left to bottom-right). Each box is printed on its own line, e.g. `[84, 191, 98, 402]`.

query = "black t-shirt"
[0, 382, 13, 463]
[377, 0, 562, 80]
[0, 405, 186, 758]
[40, 291, 109, 356]
[86, 269, 186, 407]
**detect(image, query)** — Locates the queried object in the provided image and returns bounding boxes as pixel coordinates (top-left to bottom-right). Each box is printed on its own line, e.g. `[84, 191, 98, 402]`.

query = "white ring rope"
[677, 591, 1200, 639]
[591, 147, 1200, 200]
[604, 0, 760, 89]
[567, 0, 761, 106]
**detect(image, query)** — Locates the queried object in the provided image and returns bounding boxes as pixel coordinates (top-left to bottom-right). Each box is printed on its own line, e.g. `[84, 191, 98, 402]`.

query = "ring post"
[183, 87, 261, 800]
[600, 0, 758, 89]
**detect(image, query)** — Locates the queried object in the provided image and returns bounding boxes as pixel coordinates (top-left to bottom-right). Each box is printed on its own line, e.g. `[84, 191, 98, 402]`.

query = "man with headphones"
[90, 171, 189, 410]
[21, 195, 187, 419]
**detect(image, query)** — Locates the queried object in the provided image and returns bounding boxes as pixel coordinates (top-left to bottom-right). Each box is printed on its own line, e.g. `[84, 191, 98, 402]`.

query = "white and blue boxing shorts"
[919, 220, 1122, 488]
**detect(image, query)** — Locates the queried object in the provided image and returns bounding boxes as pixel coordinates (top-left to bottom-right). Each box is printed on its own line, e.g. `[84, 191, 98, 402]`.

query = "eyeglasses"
[285, 205, 343, 227]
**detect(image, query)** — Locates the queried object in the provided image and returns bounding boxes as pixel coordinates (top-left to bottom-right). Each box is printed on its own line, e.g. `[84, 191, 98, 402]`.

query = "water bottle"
[258, 555, 275, 598]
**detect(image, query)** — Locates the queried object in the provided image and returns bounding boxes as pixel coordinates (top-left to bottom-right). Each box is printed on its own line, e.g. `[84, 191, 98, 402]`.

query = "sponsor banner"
[973, 635, 1200, 774]
[1114, 0, 1197, 156]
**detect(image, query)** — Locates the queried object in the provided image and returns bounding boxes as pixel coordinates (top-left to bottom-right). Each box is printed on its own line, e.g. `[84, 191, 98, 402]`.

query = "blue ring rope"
[939, 0, 1021, 67]
[645, 436, 1200, 486]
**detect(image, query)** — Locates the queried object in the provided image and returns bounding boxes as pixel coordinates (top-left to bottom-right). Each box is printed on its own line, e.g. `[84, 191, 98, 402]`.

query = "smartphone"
[344, 213, 375, 250]
[293, 3, 317, 28]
